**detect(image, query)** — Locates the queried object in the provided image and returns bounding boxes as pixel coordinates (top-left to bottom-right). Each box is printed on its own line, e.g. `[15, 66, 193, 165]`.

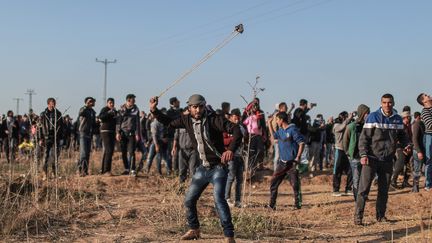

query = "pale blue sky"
[0, 0, 431, 119]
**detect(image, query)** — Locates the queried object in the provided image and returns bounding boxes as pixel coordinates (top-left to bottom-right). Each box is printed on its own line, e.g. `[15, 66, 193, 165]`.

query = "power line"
[25, 89, 36, 114]
[96, 58, 117, 104]
[12, 98, 24, 115]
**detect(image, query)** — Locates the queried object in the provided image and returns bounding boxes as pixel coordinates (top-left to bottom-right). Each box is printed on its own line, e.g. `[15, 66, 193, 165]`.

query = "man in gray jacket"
[355, 94, 408, 225]
[116, 94, 141, 176]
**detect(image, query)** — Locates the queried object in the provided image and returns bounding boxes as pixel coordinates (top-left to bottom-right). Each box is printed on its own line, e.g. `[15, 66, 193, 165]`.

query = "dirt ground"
[1, 151, 432, 243]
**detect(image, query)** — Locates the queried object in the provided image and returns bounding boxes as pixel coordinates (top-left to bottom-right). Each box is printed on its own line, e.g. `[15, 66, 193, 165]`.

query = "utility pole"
[96, 58, 117, 103]
[25, 89, 36, 114]
[12, 98, 24, 115]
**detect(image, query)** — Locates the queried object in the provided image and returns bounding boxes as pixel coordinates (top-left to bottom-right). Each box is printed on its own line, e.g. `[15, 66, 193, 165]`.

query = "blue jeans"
[225, 157, 244, 203]
[146, 143, 171, 175]
[424, 134, 432, 188]
[350, 158, 361, 200]
[184, 164, 234, 237]
[413, 149, 424, 182]
[78, 135, 92, 174]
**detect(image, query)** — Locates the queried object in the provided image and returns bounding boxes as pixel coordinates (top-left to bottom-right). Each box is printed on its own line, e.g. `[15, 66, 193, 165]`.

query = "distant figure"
[116, 94, 141, 176]
[39, 97, 64, 180]
[77, 97, 96, 177]
[98, 98, 117, 176]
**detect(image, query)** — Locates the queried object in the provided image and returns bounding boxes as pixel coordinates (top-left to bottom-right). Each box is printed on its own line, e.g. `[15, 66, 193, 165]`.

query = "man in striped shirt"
[417, 93, 432, 190]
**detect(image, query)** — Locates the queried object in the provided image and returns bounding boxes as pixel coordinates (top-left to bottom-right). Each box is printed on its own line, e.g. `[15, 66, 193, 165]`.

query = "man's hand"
[155, 144, 160, 153]
[360, 156, 369, 165]
[149, 97, 158, 112]
[418, 152, 424, 161]
[221, 150, 234, 164]
[294, 156, 301, 163]
[348, 112, 354, 121]
[135, 134, 140, 142]
[116, 133, 121, 142]
[171, 147, 177, 157]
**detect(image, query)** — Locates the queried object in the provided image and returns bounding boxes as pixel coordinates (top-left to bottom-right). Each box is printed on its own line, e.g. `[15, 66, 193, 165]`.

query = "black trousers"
[391, 149, 411, 185]
[43, 140, 61, 175]
[355, 159, 393, 220]
[333, 149, 353, 192]
[120, 134, 136, 171]
[269, 160, 301, 208]
[101, 131, 115, 173]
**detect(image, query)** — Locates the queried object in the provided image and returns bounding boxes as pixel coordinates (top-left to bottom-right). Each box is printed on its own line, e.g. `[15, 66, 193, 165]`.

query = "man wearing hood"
[355, 94, 409, 225]
[150, 94, 242, 243]
[343, 104, 370, 200]
[78, 97, 96, 176]
[116, 94, 141, 176]
[332, 111, 353, 196]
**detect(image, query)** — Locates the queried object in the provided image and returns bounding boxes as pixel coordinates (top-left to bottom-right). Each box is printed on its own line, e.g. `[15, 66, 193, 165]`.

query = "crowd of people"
[1, 92, 431, 243]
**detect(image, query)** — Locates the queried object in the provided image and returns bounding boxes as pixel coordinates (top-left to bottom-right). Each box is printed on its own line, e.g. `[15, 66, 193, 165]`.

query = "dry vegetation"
[1, 151, 432, 242]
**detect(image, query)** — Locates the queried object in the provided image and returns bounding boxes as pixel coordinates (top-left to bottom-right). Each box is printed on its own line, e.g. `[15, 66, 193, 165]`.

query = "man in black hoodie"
[39, 98, 64, 179]
[116, 94, 141, 176]
[99, 98, 117, 175]
[150, 94, 242, 243]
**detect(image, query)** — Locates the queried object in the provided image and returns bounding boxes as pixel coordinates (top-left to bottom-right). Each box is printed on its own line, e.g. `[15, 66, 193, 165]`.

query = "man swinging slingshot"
[149, 24, 244, 243]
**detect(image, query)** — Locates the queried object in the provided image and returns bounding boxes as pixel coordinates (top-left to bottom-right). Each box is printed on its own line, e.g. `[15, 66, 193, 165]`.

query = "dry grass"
[1, 151, 432, 242]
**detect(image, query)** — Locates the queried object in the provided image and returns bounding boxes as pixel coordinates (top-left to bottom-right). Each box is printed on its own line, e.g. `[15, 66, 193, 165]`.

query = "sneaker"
[309, 173, 314, 178]
[294, 204, 302, 210]
[425, 187, 431, 192]
[234, 201, 242, 208]
[344, 190, 354, 196]
[332, 191, 342, 197]
[226, 199, 235, 208]
[121, 170, 130, 175]
[376, 216, 389, 223]
[180, 229, 200, 240]
[130, 170, 136, 177]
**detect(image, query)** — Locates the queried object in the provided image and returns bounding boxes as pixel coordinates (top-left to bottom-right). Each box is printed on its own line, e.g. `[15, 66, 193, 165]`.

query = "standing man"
[99, 98, 117, 175]
[332, 111, 353, 196]
[343, 104, 370, 200]
[411, 111, 425, 192]
[150, 94, 242, 243]
[224, 108, 246, 208]
[3, 111, 19, 163]
[116, 94, 141, 176]
[267, 112, 305, 210]
[355, 94, 408, 225]
[39, 98, 64, 179]
[167, 97, 181, 175]
[417, 93, 432, 190]
[78, 97, 96, 176]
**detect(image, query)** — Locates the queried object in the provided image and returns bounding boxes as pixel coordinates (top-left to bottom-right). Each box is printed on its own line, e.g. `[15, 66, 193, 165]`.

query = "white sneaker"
[226, 199, 235, 207]
[332, 192, 342, 197]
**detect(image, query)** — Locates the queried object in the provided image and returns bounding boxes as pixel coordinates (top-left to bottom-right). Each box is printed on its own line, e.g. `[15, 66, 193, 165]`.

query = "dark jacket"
[116, 104, 140, 136]
[412, 119, 425, 153]
[99, 107, 117, 132]
[292, 107, 310, 135]
[153, 108, 242, 166]
[40, 108, 64, 143]
[78, 106, 96, 136]
[359, 108, 408, 162]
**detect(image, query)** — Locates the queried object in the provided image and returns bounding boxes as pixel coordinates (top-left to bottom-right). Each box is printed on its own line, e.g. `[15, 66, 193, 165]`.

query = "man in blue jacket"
[267, 112, 305, 210]
[355, 94, 409, 225]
